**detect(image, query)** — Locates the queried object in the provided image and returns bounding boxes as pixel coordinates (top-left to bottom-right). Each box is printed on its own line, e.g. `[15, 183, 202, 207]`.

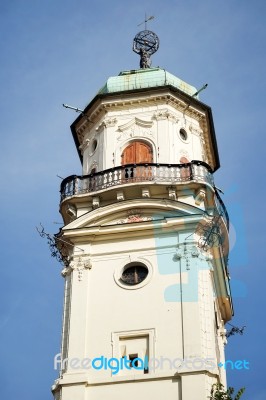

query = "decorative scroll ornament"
[118, 117, 153, 132]
[62, 256, 92, 281]
[117, 128, 153, 142]
[96, 118, 117, 131]
[188, 124, 203, 137]
[117, 118, 154, 141]
[79, 138, 90, 154]
[175, 243, 200, 270]
[153, 110, 179, 122]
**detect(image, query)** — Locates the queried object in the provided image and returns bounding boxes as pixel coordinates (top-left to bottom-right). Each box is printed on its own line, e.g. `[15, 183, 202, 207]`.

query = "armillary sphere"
[133, 30, 159, 56]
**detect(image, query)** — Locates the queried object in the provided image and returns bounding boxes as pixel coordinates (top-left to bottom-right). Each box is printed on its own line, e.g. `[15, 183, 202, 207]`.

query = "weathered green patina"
[98, 68, 197, 97]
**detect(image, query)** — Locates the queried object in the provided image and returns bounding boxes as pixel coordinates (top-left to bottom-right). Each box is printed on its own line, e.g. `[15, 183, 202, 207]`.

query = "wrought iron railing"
[60, 161, 229, 227]
[214, 190, 229, 229]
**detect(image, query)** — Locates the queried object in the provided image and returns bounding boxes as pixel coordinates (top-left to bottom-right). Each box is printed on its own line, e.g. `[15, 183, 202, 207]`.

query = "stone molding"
[61, 256, 92, 281]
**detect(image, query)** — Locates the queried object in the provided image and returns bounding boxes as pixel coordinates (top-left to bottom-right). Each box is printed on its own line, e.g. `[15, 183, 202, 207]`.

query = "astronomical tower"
[52, 28, 233, 400]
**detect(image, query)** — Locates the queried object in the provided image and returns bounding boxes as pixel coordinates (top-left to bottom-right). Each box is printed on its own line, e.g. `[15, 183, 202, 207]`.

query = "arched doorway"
[121, 141, 153, 180]
[89, 167, 97, 191]
[179, 156, 191, 181]
[180, 157, 189, 164]
[121, 141, 153, 164]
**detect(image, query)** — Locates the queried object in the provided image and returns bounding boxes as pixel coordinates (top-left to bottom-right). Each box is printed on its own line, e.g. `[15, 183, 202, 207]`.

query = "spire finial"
[137, 14, 155, 30]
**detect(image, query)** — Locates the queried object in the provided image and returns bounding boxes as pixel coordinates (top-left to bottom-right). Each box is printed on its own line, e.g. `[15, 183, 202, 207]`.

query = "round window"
[121, 263, 148, 286]
[179, 129, 188, 141]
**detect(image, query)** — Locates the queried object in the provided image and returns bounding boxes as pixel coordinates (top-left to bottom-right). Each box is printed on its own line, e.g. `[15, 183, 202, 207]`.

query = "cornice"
[75, 92, 206, 139]
[71, 85, 220, 171]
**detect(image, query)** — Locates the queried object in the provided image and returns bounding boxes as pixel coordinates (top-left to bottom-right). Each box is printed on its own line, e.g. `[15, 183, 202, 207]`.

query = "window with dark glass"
[179, 128, 188, 141]
[121, 263, 148, 285]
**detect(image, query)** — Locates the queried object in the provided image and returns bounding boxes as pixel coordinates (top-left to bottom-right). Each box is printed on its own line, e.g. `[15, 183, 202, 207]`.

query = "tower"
[52, 29, 232, 400]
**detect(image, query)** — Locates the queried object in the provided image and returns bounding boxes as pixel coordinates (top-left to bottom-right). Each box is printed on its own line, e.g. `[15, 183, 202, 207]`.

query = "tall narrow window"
[119, 335, 149, 374]
[112, 329, 155, 377]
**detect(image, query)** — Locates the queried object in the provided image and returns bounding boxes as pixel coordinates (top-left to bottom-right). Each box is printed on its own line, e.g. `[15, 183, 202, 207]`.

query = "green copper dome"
[98, 68, 198, 97]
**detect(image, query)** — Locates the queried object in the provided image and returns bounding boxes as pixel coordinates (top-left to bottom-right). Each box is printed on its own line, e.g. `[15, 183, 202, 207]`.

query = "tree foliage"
[210, 383, 245, 400]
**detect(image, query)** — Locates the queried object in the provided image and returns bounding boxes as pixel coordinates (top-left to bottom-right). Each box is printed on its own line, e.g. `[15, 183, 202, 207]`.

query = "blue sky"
[0, 0, 265, 398]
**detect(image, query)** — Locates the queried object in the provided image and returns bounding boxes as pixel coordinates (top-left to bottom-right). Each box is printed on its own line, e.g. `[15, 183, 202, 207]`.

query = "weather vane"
[133, 14, 159, 69]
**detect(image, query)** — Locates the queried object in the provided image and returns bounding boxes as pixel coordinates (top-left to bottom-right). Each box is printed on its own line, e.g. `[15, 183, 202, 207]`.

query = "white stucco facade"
[52, 68, 232, 400]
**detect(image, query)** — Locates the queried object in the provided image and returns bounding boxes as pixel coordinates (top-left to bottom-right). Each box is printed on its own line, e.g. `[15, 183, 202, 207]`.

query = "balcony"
[60, 161, 228, 227]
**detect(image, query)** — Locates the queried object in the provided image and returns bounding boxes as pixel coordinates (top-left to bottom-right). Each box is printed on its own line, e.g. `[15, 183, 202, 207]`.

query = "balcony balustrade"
[60, 161, 228, 227]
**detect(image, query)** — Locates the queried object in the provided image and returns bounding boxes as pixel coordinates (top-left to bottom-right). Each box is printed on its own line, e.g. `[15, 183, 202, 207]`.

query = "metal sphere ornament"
[133, 30, 159, 69]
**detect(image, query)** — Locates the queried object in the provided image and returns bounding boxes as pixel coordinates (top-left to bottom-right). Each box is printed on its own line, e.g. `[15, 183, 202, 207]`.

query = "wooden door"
[89, 167, 97, 191]
[122, 141, 153, 164]
[180, 157, 191, 181]
[121, 141, 153, 180]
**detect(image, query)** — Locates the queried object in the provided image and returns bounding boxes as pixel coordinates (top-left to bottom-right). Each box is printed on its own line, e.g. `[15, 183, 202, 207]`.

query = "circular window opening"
[179, 129, 188, 141]
[121, 263, 148, 286]
[90, 139, 98, 154]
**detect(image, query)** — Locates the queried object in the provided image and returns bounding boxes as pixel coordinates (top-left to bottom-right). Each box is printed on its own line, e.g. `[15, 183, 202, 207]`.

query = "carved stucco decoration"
[77, 117, 117, 150]
[117, 209, 153, 224]
[153, 109, 179, 122]
[189, 124, 203, 137]
[79, 138, 90, 155]
[175, 243, 199, 270]
[77, 129, 97, 153]
[96, 117, 117, 132]
[116, 117, 154, 141]
[61, 256, 92, 281]
[175, 242, 212, 270]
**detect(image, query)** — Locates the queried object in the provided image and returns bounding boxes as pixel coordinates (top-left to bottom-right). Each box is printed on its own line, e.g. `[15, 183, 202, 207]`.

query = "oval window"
[179, 129, 188, 141]
[90, 139, 98, 154]
[121, 263, 148, 286]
